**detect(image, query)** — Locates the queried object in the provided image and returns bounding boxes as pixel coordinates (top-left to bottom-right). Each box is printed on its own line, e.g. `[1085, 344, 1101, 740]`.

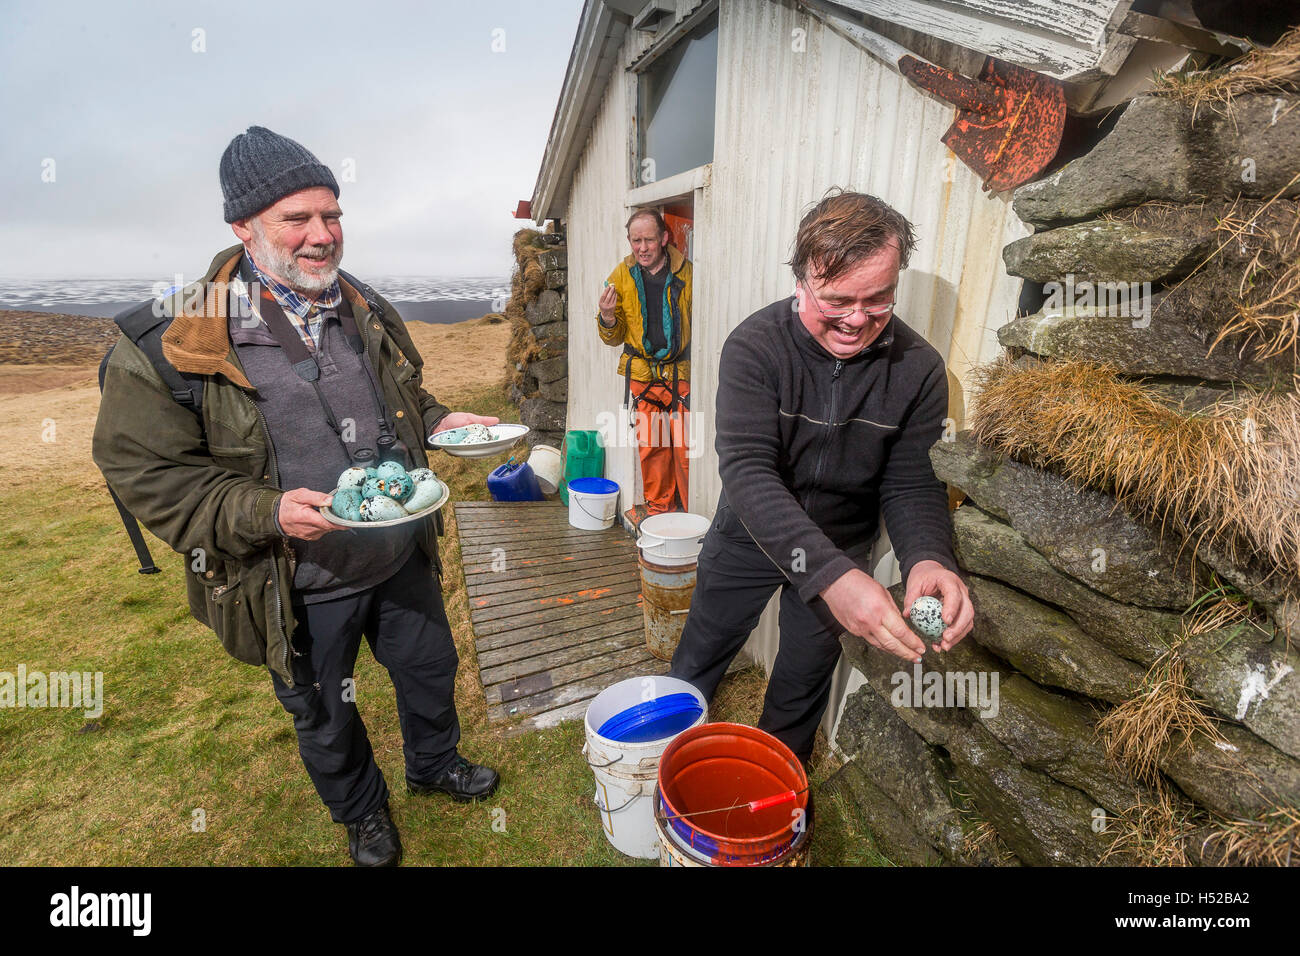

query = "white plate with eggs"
[319, 463, 451, 529]
[428, 422, 530, 458]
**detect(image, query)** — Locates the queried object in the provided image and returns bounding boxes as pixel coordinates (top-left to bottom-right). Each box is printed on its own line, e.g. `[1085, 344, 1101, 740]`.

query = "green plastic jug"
[560, 430, 606, 505]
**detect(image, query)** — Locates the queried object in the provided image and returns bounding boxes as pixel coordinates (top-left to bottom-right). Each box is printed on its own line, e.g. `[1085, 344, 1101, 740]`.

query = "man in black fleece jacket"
[668, 191, 973, 763]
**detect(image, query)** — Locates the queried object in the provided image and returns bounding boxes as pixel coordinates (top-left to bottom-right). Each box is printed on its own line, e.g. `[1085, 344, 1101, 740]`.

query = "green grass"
[0, 383, 883, 866]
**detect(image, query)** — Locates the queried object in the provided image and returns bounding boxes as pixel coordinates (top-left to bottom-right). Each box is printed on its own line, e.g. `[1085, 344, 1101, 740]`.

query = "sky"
[0, 0, 584, 279]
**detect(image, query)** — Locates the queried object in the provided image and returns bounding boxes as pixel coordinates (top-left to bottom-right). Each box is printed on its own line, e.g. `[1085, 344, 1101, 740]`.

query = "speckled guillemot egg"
[376, 461, 407, 481]
[383, 473, 414, 503]
[408, 467, 436, 485]
[361, 476, 386, 499]
[461, 423, 494, 444]
[330, 487, 364, 522]
[909, 596, 945, 640]
[359, 495, 406, 521]
[337, 467, 368, 491]
[403, 477, 443, 513]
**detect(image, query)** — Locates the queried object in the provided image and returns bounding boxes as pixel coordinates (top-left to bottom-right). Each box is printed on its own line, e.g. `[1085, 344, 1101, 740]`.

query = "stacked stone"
[509, 245, 569, 449]
[826, 93, 1300, 866]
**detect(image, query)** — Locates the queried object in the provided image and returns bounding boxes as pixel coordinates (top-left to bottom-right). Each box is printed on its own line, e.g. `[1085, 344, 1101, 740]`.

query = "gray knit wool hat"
[219, 126, 339, 223]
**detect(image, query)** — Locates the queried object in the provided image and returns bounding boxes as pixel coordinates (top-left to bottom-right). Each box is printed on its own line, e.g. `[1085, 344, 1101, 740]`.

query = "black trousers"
[271, 547, 461, 824]
[668, 500, 860, 764]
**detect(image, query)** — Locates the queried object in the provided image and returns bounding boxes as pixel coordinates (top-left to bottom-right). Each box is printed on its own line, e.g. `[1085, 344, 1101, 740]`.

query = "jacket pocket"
[199, 561, 268, 667]
[713, 498, 743, 539]
[388, 356, 421, 411]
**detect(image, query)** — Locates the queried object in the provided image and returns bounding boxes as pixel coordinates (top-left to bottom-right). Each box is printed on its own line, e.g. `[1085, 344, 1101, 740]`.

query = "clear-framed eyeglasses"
[801, 279, 895, 320]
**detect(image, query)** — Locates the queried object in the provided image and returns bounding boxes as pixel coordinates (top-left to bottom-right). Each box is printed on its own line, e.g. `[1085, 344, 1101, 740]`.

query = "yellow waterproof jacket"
[598, 244, 691, 384]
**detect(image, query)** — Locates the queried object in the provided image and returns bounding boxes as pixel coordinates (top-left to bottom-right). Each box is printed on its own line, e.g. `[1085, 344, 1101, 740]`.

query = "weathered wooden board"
[455, 500, 661, 735]
[471, 583, 642, 632]
[820, 0, 1137, 79]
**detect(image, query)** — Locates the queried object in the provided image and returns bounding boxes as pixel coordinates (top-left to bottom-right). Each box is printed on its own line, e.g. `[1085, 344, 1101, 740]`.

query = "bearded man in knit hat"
[93, 126, 500, 866]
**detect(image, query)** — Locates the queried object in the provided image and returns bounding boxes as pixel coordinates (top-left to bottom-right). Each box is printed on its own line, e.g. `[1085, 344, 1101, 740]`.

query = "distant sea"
[0, 276, 510, 324]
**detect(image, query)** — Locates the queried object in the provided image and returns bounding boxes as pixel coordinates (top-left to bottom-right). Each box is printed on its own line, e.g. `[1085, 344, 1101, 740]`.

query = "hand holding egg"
[909, 596, 945, 641]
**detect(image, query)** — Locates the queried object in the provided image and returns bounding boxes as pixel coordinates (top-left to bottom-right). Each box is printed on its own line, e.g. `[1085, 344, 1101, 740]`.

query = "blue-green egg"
[408, 467, 436, 485]
[383, 473, 414, 503]
[376, 461, 407, 481]
[403, 477, 443, 513]
[329, 487, 363, 522]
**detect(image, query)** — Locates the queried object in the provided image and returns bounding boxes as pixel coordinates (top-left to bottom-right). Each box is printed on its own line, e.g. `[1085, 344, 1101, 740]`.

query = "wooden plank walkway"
[454, 500, 667, 735]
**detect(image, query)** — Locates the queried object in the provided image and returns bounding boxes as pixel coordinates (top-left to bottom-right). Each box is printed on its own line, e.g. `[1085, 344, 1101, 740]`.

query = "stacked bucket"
[584, 677, 812, 866]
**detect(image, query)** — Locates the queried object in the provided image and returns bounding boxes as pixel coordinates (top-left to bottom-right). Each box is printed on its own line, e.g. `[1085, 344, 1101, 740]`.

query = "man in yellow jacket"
[597, 209, 693, 517]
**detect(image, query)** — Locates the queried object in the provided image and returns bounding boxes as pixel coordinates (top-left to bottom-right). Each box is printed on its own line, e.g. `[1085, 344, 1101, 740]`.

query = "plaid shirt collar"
[243, 253, 342, 350]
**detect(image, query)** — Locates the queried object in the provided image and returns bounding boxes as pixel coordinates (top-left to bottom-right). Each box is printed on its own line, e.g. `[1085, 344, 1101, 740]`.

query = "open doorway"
[621, 194, 695, 529]
[662, 199, 694, 260]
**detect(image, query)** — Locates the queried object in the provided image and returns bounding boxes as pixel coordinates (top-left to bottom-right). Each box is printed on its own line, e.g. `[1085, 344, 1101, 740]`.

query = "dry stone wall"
[506, 233, 569, 450]
[827, 91, 1300, 866]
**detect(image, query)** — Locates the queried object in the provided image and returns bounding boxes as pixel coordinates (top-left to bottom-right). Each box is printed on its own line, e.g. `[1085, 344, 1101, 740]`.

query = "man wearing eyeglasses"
[667, 190, 973, 765]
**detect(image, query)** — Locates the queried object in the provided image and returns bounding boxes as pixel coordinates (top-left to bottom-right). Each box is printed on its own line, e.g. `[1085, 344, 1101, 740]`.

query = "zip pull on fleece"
[833, 359, 843, 379]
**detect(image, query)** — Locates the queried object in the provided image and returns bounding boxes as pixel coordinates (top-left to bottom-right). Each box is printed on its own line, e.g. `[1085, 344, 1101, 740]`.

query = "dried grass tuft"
[1204, 197, 1300, 365]
[1097, 647, 1226, 785]
[1100, 779, 1199, 866]
[970, 356, 1300, 582]
[1154, 26, 1300, 118]
[503, 228, 553, 383]
[1204, 805, 1300, 867]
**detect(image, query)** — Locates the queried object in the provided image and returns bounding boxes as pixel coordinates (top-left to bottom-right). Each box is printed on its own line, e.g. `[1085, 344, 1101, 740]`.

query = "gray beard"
[247, 224, 341, 296]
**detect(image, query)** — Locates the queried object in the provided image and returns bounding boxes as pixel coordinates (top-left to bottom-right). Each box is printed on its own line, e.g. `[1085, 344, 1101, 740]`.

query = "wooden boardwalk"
[454, 500, 667, 735]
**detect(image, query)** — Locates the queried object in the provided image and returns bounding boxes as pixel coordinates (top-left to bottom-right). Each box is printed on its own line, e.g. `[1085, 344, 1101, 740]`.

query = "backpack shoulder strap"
[104, 299, 205, 416]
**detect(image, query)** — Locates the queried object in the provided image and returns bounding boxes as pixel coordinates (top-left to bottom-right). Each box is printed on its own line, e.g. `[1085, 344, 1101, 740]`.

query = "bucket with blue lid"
[567, 476, 619, 530]
[583, 675, 707, 859]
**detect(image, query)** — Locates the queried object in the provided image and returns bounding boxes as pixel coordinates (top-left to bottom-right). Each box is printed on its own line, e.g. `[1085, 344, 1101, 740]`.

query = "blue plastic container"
[487, 461, 543, 502]
[597, 693, 704, 744]
[567, 476, 619, 496]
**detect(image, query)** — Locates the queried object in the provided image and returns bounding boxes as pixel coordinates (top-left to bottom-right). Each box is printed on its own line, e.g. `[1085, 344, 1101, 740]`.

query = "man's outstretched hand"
[821, 568, 926, 662]
[433, 412, 501, 434]
[276, 488, 338, 541]
[904, 559, 974, 653]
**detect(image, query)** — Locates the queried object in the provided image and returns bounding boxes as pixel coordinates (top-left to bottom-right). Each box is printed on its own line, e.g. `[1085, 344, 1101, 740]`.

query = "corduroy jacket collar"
[159, 243, 374, 389]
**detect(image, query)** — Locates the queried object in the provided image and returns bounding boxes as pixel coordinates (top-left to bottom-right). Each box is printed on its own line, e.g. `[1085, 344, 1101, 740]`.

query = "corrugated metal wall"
[563, 46, 639, 504]
[562, 0, 1031, 739]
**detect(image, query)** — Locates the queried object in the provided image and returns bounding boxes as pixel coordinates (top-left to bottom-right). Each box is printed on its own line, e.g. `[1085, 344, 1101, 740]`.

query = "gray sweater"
[230, 299, 415, 603]
[714, 296, 958, 603]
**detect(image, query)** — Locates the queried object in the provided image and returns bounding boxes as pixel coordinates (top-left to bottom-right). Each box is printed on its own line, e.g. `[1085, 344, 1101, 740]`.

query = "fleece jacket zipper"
[804, 358, 843, 516]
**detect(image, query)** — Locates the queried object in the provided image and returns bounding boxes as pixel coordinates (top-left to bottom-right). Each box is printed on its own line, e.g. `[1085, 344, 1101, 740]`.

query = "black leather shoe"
[408, 755, 500, 802]
[346, 802, 402, 867]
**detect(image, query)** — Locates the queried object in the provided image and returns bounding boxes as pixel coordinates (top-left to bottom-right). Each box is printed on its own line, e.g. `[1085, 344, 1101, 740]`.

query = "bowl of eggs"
[428, 422, 530, 458]
[318, 461, 449, 528]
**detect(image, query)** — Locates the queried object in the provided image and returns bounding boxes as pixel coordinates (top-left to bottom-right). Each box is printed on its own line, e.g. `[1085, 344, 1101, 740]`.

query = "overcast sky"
[0, 0, 582, 279]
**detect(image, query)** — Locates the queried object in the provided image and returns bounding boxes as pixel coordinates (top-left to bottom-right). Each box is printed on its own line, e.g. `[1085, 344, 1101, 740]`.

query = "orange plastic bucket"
[656, 722, 809, 865]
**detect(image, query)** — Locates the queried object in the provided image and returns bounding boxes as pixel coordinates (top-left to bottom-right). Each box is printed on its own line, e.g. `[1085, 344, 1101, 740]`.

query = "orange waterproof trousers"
[629, 380, 690, 515]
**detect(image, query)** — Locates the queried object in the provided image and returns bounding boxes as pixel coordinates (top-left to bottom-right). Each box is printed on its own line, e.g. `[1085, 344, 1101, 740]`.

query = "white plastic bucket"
[583, 675, 708, 859]
[527, 444, 562, 496]
[636, 512, 710, 565]
[568, 477, 619, 530]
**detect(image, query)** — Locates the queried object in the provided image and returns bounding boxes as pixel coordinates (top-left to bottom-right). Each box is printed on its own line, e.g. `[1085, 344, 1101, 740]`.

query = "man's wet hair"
[789, 188, 918, 283]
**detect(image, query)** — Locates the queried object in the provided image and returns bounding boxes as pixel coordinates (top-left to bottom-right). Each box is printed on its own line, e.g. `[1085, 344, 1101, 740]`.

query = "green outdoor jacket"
[92, 245, 451, 687]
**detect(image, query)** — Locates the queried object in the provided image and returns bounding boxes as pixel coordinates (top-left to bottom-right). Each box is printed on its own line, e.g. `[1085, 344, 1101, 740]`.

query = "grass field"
[0, 381, 888, 866]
